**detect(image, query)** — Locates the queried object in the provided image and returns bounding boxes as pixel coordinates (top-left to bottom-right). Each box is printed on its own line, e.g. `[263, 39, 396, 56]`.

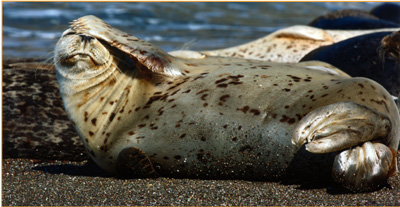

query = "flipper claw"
[116, 147, 157, 178]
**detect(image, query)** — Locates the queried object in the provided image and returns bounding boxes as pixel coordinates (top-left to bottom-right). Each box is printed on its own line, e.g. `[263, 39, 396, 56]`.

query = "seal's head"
[54, 28, 135, 96]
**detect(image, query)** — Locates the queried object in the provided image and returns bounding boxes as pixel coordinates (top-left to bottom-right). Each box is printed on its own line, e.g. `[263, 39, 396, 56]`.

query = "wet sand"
[2, 154, 400, 206]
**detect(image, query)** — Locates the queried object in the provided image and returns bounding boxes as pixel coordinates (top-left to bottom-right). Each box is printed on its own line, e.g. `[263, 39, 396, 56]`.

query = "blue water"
[3, 2, 381, 59]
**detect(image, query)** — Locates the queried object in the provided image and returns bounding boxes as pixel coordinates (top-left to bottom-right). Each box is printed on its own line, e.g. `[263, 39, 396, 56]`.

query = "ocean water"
[2, 2, 382, 59]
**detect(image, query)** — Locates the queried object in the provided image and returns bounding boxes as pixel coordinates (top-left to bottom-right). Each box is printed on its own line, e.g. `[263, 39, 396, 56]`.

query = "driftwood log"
[3, 59, 88, 161]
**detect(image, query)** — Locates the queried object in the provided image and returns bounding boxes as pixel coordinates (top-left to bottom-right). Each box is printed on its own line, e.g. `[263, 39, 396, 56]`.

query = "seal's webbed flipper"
[116, 147, 157, 178]
[292, 101, 397, 192]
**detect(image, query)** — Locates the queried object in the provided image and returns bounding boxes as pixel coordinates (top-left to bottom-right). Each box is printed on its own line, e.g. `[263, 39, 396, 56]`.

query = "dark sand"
[2, 154, 400, 206]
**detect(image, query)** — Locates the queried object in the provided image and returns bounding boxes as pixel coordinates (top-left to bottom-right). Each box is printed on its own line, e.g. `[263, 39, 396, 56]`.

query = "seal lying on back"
[54, 15, 399, 192]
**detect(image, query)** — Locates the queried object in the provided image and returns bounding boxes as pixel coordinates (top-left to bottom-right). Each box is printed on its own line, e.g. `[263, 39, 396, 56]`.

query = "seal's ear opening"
[70, 15, 183, 77]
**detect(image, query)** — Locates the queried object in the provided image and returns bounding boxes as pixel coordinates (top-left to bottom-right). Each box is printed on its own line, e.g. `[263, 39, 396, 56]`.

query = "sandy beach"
[2, 154, 399, 206]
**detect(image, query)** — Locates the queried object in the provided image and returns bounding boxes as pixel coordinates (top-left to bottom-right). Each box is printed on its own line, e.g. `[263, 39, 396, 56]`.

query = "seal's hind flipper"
[116, 147, 157, 178]
[333, 142, 397, 192]
[292, 101, 397, 192]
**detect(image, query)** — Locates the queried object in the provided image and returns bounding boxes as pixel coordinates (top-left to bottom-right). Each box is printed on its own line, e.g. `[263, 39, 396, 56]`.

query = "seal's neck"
[58, 62, 143, 150]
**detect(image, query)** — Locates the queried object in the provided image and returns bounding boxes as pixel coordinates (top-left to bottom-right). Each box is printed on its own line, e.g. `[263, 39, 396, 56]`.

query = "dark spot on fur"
[180, 134, 186, 139]
[280, 115, 290, 123]
[196, 89, 209, 95]
[158, 107, 164, 116]
[237, 106, 250, 113]
[89, 131, 94, 136]
[288, 118, 296, 124]
[250, 109, 261, 115]
[91, 118, 97, 126]
[174, 155, 182, 160]
[228, 81, 243, 85]
[217, 84, 228, 88]
[201, 137, 206, 141]
[109, 113, 115, 122]
[138, 124, 146, 128]
[201, 94, 208, 100]
[194, 73, 209, 80]
[215, 78, 228, 84]
[128, 131, 136, 135]
[287, 75, 301, 82]
[171, 89, 181, 96]
[145, 94, 169, 108]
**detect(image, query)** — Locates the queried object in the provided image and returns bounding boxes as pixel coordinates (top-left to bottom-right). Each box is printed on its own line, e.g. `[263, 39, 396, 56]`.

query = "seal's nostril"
[79, 34, 94, 42]
[79, 35, 94, 49]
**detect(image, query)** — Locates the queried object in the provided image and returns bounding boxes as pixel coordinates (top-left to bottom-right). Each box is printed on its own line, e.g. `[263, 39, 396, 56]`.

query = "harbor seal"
[308, 9, 400, 29]
[170, 26, 399, 63]
[301, 31, 400, 96]
[54, 15, 399, 192]
[370, 3, 400, 25]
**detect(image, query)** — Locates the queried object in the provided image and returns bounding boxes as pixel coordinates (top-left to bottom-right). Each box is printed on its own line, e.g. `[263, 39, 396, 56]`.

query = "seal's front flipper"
[292, 101, 397, 192]
[292, 101, 391, 153]
[116, 147, 157, 178]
